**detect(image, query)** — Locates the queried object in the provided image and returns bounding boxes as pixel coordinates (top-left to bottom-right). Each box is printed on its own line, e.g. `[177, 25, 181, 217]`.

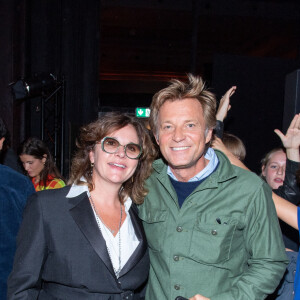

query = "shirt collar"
[66, 177, 132, 211]
[167, 147, 219, 182]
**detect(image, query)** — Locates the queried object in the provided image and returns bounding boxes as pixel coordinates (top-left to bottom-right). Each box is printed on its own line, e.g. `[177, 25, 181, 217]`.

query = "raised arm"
[274, 113, 300, 162]
[216, 86, 237, 122]
[272, 193, 298, 230]
[214, 86, 236, 139]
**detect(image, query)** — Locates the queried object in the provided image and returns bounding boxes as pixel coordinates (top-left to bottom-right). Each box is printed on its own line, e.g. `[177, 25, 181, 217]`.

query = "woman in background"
[18, 137, 65, 191]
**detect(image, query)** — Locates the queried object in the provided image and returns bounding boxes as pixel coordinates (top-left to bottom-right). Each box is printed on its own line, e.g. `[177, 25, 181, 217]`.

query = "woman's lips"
[274, 178, 283, 183]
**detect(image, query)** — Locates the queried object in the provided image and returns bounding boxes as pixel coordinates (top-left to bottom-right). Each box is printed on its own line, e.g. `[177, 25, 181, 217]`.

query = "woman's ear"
[89, 150, 95, 164]
[42, 154, 47, 164]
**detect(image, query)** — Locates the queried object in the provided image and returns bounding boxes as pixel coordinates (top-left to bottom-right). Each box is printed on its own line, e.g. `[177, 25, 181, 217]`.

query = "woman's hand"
[216, 86, 237, 122]
[274, 113, 300, 162]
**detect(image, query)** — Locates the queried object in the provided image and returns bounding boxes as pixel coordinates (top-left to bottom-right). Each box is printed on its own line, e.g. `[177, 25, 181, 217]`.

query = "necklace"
[89, 195, 122, 278]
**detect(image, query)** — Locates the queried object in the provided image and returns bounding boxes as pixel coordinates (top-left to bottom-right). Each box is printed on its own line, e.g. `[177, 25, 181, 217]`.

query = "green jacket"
[139, 150, 288, 300]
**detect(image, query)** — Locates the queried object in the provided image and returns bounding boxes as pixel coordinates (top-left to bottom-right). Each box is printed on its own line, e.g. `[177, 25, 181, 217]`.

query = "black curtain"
[18, 0, 100, 176]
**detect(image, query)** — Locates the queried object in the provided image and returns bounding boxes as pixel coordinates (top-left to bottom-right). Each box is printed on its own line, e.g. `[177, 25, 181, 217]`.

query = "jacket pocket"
[139, 209, 167, 252]
[189, 214, 236, 264]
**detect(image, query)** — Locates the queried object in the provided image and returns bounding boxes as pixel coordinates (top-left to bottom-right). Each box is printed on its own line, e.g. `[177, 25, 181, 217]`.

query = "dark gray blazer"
[7, 186, 149, 300]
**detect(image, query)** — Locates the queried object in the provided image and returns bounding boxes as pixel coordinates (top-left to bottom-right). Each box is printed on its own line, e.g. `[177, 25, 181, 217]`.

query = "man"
[139, 75, 288, 300]
[0, 139, 35, 299]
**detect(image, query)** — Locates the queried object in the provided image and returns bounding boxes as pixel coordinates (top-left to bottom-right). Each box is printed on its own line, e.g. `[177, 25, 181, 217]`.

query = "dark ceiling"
[99, 0, 300, 84]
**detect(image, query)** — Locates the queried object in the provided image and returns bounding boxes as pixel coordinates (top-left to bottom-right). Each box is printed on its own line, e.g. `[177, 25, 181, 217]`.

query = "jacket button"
[211, 229, 218, 235]
[176, 226, 183, 232]
[174, 255, 179, 261]
[174, 284, 180, 290]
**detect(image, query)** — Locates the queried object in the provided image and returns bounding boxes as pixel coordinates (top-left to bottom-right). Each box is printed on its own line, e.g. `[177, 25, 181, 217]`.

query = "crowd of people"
[1, 74, 300, 300]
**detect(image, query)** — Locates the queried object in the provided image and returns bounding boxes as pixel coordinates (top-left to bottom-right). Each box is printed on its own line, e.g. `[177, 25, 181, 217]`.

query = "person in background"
[8, 112, 156, 299]
[213, 132, 246, 161]
[0, 135, 35, 299]
[18, 137, 65, 191]
[0, 117, 23, 173]
[139, 74, 287, 300]
[261, 115, 300, 300]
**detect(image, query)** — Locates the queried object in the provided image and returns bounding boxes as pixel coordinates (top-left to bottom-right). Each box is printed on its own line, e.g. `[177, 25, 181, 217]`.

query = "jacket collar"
[152, 150, 237, 189]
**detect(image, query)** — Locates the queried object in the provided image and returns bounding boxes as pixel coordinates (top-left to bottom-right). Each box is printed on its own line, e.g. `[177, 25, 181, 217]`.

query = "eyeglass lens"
[102, 137, 141, 159]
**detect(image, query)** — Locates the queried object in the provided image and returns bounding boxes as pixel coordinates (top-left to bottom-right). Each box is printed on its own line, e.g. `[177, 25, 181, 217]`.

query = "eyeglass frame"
[98, 136, 143, 160]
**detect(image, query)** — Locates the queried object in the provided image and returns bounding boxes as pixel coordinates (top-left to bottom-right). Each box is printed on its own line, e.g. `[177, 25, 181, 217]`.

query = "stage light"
[11, 73, 57, 99]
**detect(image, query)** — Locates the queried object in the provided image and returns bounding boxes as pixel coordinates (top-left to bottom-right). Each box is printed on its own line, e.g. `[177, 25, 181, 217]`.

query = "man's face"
[156, 98, 212, 180]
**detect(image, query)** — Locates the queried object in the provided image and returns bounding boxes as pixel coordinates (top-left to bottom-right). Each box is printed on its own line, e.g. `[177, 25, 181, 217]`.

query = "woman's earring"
[90, 163, 94, 176]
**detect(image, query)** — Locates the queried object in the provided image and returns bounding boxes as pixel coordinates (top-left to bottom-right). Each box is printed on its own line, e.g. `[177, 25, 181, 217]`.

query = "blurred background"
[1, 0, 300, 176]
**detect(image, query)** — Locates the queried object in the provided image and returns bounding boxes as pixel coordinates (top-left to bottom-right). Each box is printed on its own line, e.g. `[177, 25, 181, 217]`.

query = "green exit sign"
[136, 107, 151, 118]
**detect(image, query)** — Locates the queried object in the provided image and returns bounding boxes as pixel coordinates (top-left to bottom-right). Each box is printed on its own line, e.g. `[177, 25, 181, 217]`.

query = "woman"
[18, 137, 65, 191]
[261, 143, 300, 300]
[8, 112, 156, 299]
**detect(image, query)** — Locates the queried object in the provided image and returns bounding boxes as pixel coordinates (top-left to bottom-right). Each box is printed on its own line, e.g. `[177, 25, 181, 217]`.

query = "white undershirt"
[66, 181, 140, 275]
[90, 197, 140, 274]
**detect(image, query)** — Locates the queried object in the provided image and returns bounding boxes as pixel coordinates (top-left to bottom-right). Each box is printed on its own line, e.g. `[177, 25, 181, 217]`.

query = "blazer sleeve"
[7, 193, 47, 300]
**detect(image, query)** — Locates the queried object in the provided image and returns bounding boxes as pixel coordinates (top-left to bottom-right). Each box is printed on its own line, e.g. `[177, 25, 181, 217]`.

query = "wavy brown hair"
[68, 112, 157, 204]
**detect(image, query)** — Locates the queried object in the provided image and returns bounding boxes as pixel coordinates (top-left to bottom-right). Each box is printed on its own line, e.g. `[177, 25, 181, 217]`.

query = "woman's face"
[89, 125, 140, 187]
[262, 150, 286, 189]
[20, 154, 46, 179]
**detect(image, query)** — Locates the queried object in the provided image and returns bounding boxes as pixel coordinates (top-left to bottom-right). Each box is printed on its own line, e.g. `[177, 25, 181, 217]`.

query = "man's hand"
[189, 294, 210, 300]
[216, 86, 237, 122]
[274, 113, 300, 162]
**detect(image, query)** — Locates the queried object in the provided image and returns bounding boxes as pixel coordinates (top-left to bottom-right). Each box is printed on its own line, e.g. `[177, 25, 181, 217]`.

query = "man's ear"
[205, 128, 213, 144]
[262, 166, 266, 177]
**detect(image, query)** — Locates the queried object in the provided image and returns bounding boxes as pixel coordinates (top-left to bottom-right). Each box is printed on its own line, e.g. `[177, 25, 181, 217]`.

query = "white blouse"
[66, 182, 140, 276]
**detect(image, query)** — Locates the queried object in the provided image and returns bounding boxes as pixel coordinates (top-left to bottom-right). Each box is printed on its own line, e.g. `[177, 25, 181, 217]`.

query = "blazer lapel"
[119, 204, 147, 277]
[68, 193, 115, 276]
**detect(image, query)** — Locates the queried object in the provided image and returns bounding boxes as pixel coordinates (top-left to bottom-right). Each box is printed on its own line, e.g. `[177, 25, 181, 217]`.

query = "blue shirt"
[167, 148, 219, 207]
[167, 147, 219, 182]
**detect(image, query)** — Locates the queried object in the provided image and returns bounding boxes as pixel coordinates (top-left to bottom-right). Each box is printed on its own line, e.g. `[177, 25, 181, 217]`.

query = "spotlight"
[11, 73, 57, 99]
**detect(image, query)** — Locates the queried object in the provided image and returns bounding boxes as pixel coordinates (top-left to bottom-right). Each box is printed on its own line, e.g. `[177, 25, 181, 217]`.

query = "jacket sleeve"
[214, 120, 224, 139]
[273, 159, 300, 205]
[7, 193, 47, 300]
[211, 182, 288, 300]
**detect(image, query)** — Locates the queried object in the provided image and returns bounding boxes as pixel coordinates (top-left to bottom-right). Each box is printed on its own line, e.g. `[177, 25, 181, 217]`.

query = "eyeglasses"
[99, 136, 142, 160]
